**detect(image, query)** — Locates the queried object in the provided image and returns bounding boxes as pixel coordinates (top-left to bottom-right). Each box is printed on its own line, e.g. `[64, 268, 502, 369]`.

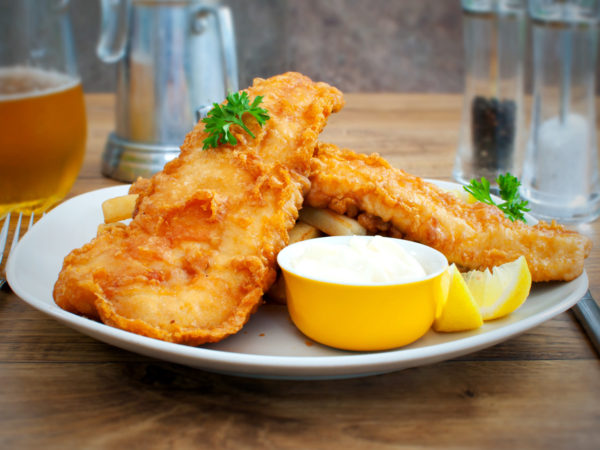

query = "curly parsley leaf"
[464, 173, 530, 222]
[201, 92, 270, 150]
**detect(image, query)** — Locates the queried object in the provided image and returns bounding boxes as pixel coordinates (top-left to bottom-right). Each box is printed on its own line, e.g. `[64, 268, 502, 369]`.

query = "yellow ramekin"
[277, 236, 449, 351]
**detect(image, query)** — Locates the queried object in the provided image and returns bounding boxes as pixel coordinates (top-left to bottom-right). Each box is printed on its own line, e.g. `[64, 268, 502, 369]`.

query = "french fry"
[288, 221, 321, 244]
[266, 221, 320, 304]
[265, 273, 288, 304]
[299, 206, 366, 237]
[102, 194, 138, 224]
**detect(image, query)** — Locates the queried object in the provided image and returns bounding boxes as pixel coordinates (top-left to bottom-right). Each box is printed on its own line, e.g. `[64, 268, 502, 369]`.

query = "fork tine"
[0, 213, 11, 267]
[9, 212, 23, 255]
[28, 212, 35, 231]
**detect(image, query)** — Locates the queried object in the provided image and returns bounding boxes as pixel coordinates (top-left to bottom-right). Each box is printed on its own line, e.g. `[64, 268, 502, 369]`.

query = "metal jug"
[97, 0, 238, 182]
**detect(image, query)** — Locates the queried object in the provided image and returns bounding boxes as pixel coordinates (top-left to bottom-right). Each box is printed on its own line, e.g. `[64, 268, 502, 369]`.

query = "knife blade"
[572, 290, 600, 357]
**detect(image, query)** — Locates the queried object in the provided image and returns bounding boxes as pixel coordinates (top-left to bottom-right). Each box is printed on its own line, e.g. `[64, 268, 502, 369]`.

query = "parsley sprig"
[464, 173, 530, 222]
[201, 92, 270, 149]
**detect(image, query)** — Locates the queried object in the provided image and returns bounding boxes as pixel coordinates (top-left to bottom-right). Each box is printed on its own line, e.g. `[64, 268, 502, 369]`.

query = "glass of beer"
[0, 0, 86, 216]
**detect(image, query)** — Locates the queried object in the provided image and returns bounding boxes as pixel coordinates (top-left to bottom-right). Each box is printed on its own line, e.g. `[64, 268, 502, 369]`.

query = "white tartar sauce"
[290, 236, 427, 284]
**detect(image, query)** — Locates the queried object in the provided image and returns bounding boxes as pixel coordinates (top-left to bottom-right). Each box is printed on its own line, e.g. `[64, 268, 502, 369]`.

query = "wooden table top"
[1, 93, 599, 449]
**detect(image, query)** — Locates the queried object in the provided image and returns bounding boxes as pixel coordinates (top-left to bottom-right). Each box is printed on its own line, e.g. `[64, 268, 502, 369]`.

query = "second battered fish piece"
[54, 73, 344, 345]
[306, 143, 591, 282]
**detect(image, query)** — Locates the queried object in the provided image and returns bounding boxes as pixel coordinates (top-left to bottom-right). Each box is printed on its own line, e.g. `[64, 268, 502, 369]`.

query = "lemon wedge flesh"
[433, 264, 483, 332]
[464, 256, 532, 321]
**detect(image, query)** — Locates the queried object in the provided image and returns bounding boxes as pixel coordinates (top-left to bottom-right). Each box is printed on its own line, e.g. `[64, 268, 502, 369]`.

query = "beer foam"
[0, 66, 80, 101]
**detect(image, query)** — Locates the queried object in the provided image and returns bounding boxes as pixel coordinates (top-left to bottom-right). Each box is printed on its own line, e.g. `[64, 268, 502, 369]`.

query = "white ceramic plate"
[6, 183, 588, 379]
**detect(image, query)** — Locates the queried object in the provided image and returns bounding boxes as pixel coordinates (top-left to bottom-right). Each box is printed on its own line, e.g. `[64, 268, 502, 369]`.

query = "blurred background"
[71, 0, 466, 93]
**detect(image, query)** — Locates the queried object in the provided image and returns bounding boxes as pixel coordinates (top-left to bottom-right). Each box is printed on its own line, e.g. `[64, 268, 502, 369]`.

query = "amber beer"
[0, 67, 86, 215]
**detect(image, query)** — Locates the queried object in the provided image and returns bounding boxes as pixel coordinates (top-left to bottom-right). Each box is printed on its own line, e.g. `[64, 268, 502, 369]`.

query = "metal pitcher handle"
[96, 0, 131, 63]
[195, 5, 239, 96]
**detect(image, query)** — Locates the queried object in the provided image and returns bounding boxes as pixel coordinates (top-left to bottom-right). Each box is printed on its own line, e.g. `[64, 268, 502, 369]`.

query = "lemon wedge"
[433, 264, 483, 332]
[450, 189, 477, 204]
[463, 256, 532, 321]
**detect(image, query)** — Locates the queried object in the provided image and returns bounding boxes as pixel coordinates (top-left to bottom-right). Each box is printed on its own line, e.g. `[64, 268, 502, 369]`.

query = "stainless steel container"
[97, 0, 238, 182]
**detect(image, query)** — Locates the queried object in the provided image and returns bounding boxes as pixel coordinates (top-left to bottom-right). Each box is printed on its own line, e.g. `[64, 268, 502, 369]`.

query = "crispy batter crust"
[306, 143, 591, 282]
[54, 73, 344, 344]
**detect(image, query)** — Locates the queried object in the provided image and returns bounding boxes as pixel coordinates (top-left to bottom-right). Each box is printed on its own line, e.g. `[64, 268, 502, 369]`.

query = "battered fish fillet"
[306, 143, 591, 282]
[53, 73, 344, 344]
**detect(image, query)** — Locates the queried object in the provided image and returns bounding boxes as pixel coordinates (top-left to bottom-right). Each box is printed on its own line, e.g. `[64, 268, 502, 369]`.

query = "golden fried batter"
[53, 73, 344, 344]
[306, 143, 591, 282]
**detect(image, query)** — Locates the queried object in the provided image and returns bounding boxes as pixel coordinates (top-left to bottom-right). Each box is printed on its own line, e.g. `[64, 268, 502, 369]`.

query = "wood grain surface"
[1, 94, 599, 449]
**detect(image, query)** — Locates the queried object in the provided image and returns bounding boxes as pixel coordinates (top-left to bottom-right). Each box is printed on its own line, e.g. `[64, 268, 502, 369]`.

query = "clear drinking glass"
[454, 0, 526, 191]
[0, 0, 87, 216]
[520, 0, 600, 223]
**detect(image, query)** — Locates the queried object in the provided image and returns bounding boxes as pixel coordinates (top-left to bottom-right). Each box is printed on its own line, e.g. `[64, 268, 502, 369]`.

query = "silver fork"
[0, 212, 35, 289]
